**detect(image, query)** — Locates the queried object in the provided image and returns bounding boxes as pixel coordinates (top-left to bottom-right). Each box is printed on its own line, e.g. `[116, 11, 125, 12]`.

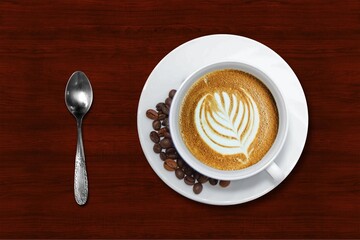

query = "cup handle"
[266, 162, 284, 182]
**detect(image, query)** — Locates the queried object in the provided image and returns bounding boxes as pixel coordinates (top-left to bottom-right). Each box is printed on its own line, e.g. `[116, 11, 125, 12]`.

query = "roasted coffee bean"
[184, 175, 195, 185]
[177, 158, 185, 168]
[146, 109, 158, 120]
[159, 138, 172, 149]
[161, 105, 169, 115]
[198, 175, 209, 184]
[193, 182, 203, 194]
[158, 113, 166, 120]
[169, 89, 176, 98]
[166, 147, 176, 155]
[219, 180, 231, 188]
[181, 162, 189, 171]
[181, 162, 187, 168]
[209, 178, 218, 185]
[162, 118, 169, 128]
[193, 171, 201, 180]
[150, 131, 160, 143]
[158, 128, 167, 137]
[183, 166, 194, 176]
[175, 168, 185, 179]
[166, 154, 177, 159]
[164, 159, 177, 171]
[164, 131, 171, 139]
[159, 152, 167, 161]
[153, 143, 162, 153]
[156, 102, 165, 111]
[165, 97, 172, 107]
[152, 120, 161, 130]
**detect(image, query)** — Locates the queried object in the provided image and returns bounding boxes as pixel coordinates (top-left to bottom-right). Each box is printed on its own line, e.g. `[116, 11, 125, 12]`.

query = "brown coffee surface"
[179, 69, 279, 170]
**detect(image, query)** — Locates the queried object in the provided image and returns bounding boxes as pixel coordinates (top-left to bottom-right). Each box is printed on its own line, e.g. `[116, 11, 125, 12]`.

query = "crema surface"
[179, 69, 279, 170]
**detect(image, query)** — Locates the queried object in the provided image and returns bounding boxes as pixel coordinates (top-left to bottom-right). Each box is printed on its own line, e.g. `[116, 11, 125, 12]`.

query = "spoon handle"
[74, 119, 88, 205]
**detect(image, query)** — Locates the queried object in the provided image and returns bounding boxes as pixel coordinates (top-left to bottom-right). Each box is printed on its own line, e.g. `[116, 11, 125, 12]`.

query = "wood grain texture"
[0, 0, 359, 238]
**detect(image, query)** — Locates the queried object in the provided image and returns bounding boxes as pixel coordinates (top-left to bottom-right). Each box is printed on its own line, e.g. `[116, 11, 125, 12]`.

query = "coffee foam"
[179, 69, 279, 170]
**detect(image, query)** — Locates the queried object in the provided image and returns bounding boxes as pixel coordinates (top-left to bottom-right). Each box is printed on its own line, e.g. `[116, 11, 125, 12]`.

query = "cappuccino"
[179, 69, 279, 170]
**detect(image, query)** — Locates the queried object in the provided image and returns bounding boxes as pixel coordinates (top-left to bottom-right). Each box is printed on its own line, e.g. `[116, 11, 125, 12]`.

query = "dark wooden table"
[0, 1, 359, 238]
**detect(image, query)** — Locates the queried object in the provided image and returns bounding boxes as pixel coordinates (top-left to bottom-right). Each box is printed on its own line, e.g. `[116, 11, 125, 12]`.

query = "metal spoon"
[65, 71, 93, 205]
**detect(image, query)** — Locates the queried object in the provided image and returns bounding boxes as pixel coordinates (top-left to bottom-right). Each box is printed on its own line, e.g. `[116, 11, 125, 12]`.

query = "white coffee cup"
[169, 61, 288, 182]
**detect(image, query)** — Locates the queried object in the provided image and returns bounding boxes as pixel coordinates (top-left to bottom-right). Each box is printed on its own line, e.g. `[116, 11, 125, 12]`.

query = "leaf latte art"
[179, 69, 279, 170]
[194, 89, 260, 159]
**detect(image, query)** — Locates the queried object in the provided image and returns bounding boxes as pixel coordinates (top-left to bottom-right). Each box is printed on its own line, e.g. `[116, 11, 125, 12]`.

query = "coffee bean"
[150, 131, 160, 143]
[164, 159, 178, 171]
[166, 154, 177, 159]
[193, 171, 201, 180]
[181, 162, 189, 170]
[165, 97, 172, 107]
[158, 128, 167, 137]
[162, 118, 169, 128]
[159, 152, 167, 161]
[183, 166, 193, 176]
[152, 120, 161, 130]
[177, 158, 185, 168]
[156, 102, 165, 111]
[164, 131, 171, 139]
[198, 175, 209, 184]
[184, 175, 195, 185]
[158, 113, 166, 120]
[209, 178, 218, 185]
[219, 180, 231, 188]
[193, 182, 203, 194]
[175, 168, 185, 179]
[166, 147, 176, 154]
[159, 138, 172, 149]
[153, 143, 162, 153]
[169, 89, 176, 98]
[146, 109, 158, 120]
[161, 105, 169, 115]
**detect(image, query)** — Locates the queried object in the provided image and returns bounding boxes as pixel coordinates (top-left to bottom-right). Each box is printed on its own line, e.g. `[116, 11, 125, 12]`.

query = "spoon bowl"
[65, 71, 93, 205]
[65, 72, 93, 118]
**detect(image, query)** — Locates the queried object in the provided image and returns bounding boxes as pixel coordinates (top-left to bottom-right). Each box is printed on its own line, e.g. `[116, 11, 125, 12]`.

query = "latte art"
[195, 90, 259, 159]
[179, 69, 279, 170]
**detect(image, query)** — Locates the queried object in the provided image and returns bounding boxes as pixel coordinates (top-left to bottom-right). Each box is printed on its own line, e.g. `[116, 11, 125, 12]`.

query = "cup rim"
[169, 61, 289, 180]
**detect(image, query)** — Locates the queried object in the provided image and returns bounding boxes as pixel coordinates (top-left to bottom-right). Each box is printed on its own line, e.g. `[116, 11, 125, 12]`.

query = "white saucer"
[137, 34, 308, 205]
